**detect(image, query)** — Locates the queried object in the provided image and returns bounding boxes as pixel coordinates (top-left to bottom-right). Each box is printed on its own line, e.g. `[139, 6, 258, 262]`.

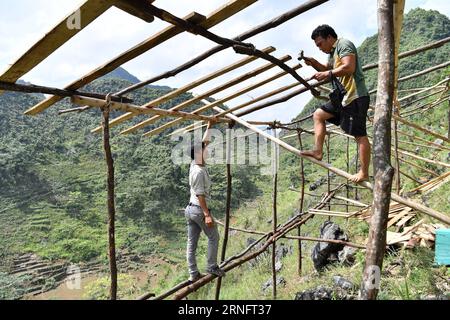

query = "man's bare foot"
[349, 171, 369, 183]
[300, 150, 323, 161]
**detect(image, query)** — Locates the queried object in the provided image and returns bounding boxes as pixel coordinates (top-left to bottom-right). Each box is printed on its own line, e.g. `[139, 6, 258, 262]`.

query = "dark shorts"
[320, 96, 370, 137]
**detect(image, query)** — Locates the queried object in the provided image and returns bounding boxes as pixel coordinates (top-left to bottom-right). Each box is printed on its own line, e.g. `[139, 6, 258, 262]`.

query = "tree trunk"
[360, 0, 395, 300]
[102, 102, 118, 300]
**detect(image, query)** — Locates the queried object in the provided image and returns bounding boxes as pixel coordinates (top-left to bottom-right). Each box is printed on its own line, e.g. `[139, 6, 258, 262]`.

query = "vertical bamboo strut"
[102, 96, 118, 300]
[355, 142, 359, 201]
[296, 130, 305, 276]
[346, 137, 350, 213]
[215, 123, 234, 300]
[271, 128, 278, 300]
[360, 0, 396, 300]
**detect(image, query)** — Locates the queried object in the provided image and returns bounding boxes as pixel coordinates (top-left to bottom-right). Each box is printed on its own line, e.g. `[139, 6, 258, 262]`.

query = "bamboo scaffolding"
[402, 94, 450, 118]
[271, 128, 278, 300]
[398, 77, 449, 103]
[142, 63, 301, 137]
[120, 55, 292, 135]
[90, 47, 276, 133]
[24, 0, 257, 115]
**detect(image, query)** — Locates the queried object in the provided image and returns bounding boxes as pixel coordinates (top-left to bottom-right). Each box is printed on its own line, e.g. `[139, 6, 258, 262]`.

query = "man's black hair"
[190, 142, 206, 160]
[311, 25, 338, 40]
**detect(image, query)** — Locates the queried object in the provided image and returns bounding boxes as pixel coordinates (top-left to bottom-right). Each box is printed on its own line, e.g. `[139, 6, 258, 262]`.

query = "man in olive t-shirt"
[300, 25, 371, 183]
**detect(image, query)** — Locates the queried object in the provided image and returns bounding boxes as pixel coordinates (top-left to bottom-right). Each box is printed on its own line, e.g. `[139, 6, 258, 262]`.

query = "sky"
[0, 0, 449, 123]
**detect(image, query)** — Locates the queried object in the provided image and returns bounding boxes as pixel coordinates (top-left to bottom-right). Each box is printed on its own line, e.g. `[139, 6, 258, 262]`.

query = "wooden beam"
[0, 0, 116, 87]
[140, 63, 301, 137]
[70, 96, 231, 123]
[120, 55, 292, 135]
[0, 80, 132, 103]
[114, 0, 155, 23]
[91, 46, 276, 133]
[24, 0, 258, 115]
[146, 4, 319, 98]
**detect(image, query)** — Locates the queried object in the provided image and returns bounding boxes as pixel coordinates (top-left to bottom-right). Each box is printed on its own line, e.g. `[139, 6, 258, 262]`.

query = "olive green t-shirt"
[328, 38, 368, 106]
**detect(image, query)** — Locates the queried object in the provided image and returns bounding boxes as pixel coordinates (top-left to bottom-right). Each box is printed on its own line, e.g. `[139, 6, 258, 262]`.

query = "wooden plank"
[0, 0, 116, 85]
[90, 46, 276, 133]
[119, 55, 292, 135]
[70, 96, 232, 123]
[140, 63, 301, 137]
[114, 0, 155, 22]
[24, 0, 258, 115]
[387, 207, 411, 228]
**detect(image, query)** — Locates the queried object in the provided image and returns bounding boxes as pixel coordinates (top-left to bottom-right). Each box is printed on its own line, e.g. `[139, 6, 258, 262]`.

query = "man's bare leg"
[349, 136, 371, 182]
[300, 109, 334, 160]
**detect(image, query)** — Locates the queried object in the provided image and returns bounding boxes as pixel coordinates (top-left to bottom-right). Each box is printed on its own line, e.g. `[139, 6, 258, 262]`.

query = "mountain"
[103, 67, 171, 91]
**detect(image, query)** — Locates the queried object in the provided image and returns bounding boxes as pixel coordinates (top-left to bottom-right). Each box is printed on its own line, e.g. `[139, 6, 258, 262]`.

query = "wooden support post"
[215, 123, 234, 300]
[393, 114, 401, 194]
[271, 128, 278, 300]
[296, 130, 305, 276]
[101, 95, 118, 300]
[360, 0, 396, 300]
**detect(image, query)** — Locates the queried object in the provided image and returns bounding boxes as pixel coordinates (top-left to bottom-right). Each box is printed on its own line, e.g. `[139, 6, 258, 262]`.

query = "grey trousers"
[185, 205, 220, 276]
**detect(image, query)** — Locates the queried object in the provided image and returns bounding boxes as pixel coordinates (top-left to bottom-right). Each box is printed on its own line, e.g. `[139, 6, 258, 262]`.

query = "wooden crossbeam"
[90, 46, 276, 133]
[119, 55, 292, 135]
[141, 63, 301, 137]
[0, 0, 116, 86]
[173, 81, 303, 135]
[70, 95, 231, 124]
[394, 114, 450, 143]
[23, 0, 258, 115]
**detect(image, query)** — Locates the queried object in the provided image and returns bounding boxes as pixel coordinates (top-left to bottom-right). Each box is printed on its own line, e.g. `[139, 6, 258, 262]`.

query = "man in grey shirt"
[185, 121, 225, 282]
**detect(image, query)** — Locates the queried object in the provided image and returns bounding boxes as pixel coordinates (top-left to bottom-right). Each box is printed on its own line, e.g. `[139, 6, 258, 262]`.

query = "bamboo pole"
[215, 123, 234, 300]
[120, 55, 292, 135]
[91, 47, 276, 133]
[402, 94, 450, 118]
[360, 0, 396, 300]
[296, 130, 305, 276]
[346, 137, 350, 212]
[271, 128, 278, 300]
[210, 106, 450, 225]
[101, 96, 118, 300]
[326, 136, 331, 212]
